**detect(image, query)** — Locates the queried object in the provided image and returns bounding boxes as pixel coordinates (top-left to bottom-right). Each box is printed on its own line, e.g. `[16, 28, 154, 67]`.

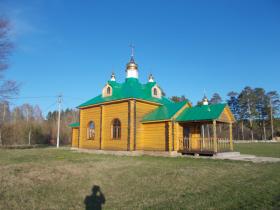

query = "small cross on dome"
[129, 44, 135, 59]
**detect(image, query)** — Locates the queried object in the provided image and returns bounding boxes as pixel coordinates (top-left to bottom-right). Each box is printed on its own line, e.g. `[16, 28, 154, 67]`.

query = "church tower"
[126, 45, 139, 79]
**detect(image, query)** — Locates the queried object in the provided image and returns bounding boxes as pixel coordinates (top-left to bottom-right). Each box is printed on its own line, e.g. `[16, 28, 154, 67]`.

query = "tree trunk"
[249, 120, 254, 141]
[236, 123, 239, 140]
[270, 99, 274, 140]
[241, 121, 244, 140]
[28, 129, 31, 145]
[263, 121, 266, 140]
[250, 129, 254, 141]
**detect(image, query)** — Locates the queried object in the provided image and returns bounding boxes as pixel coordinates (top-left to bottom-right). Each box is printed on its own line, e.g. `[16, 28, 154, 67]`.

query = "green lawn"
[0, 148, 279, 210]
[234, 142, 280, 158]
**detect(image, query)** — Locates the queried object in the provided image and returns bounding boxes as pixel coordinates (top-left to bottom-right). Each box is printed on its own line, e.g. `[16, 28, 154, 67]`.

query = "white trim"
[151, 84, 162, 99]
[102, 84, 113, 97]
[126, 69, 138, 79]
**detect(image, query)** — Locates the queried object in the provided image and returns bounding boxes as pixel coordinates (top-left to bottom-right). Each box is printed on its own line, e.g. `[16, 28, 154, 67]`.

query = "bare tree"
[0, 18, 19, 100]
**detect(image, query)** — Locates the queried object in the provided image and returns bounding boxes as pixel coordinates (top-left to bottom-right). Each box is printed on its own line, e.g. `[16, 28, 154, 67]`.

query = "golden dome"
[126, 57, 138, 71]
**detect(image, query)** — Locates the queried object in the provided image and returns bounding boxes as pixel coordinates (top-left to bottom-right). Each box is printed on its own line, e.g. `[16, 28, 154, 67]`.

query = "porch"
[178, 120, 233, 155]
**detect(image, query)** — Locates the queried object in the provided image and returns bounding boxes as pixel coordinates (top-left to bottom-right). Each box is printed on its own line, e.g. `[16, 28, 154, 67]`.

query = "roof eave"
[78, 98, 163, 109]
[142, 119, 171, 124]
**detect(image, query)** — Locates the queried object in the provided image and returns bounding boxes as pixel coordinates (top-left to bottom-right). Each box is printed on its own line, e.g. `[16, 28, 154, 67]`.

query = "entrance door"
[183, 127, 190, 149]
[190, 125, 201, 151]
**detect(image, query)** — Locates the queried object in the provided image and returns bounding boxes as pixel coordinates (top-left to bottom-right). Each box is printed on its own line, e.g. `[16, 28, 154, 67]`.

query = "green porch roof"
[78, 78, 172, 108]
[142, 101, 188, 122]
[69, 122, 80, 127]
[176, 103, 227, 122]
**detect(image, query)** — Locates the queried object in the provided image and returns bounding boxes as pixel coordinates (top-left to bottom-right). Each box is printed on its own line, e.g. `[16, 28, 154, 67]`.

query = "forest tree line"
[0, 102, 78, 145]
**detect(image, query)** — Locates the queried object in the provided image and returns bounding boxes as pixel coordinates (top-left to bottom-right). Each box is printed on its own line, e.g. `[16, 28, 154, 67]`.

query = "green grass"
[234, 142, 280, 158]
[0, 148, 280, 210]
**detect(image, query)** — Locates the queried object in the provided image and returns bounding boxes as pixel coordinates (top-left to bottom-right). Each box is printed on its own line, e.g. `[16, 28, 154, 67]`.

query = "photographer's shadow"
[84, 185, 105, 210]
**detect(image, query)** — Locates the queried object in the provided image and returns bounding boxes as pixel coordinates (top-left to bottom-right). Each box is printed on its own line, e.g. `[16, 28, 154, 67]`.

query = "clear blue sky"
[1, 0, 280, 116]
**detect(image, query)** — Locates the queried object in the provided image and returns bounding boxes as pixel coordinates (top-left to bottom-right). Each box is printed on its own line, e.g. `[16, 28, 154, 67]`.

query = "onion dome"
[148, 74, 154, 82]
[202, 95, 209, 105]
[126, 45, 139, 79]
[110, 72, 116, 81]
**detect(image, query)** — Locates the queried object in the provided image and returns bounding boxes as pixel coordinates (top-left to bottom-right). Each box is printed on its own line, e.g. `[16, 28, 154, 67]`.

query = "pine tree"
[209, 93, 222, 104]
[227, 91, 241, 139]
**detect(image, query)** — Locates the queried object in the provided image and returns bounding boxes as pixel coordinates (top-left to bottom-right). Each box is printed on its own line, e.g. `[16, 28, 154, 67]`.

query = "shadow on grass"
[84, 185, 106, 210]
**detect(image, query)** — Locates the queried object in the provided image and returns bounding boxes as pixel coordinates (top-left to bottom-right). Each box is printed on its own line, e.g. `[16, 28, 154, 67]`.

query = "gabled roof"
[176, 103, 228, 122]
[69, 122, 80, 128]
[142, 101, 188, 122]
[78, 78, 172, 108]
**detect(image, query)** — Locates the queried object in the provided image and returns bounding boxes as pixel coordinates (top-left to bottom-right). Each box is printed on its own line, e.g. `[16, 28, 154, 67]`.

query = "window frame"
[87, 121, 95, 140]
[107, 86, 111, 95]
[111, 118, 121, 140]
[151, 85, 162, 98]
[153, 88, 158, 96]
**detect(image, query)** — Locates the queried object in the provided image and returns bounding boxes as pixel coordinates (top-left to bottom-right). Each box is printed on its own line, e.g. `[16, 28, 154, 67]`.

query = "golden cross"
[129, 44, 135, 57]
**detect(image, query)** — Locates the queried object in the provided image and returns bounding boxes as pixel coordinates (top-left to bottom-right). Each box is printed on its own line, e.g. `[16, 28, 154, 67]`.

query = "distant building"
[69, 52, 235, 155]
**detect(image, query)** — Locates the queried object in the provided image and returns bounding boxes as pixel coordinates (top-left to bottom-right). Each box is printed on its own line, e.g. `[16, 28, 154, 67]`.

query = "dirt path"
[213, 152, 280, 163]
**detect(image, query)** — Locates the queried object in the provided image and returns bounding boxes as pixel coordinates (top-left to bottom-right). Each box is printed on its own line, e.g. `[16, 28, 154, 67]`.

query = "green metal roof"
[78, 78, 172, 108]
[142, 101, 188, 122]
[176, 103, 227, 122]
[69, 122, 80, 127]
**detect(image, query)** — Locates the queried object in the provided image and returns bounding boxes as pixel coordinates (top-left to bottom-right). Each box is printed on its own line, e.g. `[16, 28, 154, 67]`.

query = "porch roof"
[142, 101, 188, 122]
[69, 122, 80, 128]
[176, 104, 227, 122]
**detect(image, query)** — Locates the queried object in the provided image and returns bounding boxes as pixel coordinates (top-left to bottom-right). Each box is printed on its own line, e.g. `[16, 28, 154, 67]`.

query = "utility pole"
[56, 94, 62, 148]
[0, 103, 5, 145]
[26, 107, 31, 145]
[3, 103, 5, 122]
[270, 97, 274, 140]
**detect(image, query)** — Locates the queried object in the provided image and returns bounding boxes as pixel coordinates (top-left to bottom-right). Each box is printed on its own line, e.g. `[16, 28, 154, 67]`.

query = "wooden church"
[69, 52, 235, 155]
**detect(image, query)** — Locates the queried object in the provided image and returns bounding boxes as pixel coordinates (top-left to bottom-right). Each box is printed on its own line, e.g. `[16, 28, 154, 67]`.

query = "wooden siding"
[135, 101, 159, 150]
[190, 125, 201, 150]
[170, 103, 190, 151]
[102, 101, 129, 150]
[79, 107, 101, 149]
[129, 100, 136, 151]
[142, 122, 167, 151]
[174, 122, 183, 151]
[76, 99, 193, 152]
[218, 107, 235, 123]
[71, 128, 79, 147]
[176, 123, 201, 151]
[78, 100, 159, 151]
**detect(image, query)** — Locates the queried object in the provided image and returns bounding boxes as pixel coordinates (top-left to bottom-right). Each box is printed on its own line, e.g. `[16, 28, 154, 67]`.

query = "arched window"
[111, 119, 121, 139]
[107, 87, 111, 95]
[152, 85, 161, 98]
[153, 88, 158, 96]
[87, 121, 95, 140]
[102, 84, 112, 97]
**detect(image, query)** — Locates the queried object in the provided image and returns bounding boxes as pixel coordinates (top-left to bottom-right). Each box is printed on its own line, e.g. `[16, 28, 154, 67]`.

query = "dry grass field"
[0, 147, 279, 210]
